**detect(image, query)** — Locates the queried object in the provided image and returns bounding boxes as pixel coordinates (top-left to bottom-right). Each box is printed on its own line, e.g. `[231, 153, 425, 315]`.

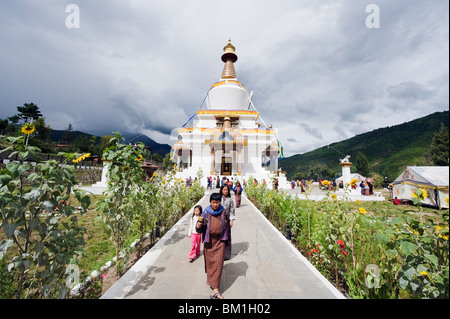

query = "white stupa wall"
[206, 84, 249, 110]
[172, 40, 288, 189]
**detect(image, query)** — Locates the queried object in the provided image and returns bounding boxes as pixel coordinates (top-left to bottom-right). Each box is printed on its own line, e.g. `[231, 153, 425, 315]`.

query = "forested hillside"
[280, 111, 449, 182]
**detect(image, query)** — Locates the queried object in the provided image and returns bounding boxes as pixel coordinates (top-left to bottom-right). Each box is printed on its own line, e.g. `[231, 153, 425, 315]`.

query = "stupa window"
[218, 131, 235, 142]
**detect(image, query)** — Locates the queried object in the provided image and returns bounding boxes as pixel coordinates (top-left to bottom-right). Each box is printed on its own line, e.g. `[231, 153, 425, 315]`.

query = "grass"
[76, 208, 116, 278]
[0, 193, 116, 280]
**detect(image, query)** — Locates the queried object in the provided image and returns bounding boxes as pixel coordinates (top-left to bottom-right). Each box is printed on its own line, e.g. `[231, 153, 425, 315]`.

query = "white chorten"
[171, 40, 287, 188]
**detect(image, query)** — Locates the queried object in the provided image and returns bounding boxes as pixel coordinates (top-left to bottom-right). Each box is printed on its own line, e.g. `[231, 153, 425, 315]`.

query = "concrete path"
[101, 190, 345, 299]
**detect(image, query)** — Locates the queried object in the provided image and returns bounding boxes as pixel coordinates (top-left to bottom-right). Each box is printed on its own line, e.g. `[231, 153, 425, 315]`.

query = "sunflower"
[436, 225, 449, 240]
[350, 178, 357, 186]
[331, 194, 337, 200]
[408, 225, 420, 235]
[420, 188, 428, 199]
[419, 271, 430, 280]
[135, 154, 143, 162]
[412, 188, 428, 200]
[21, 124, 36, 135]
[73, 153, 91, 163]
[322, 180, 330, 186]
[358, 207, 367, 214]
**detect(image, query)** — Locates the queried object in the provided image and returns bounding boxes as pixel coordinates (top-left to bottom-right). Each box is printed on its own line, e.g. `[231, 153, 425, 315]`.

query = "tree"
[17, 103, 42, 123]
[163, 153, 174, 170]
[73, 135, 90, 153]
[33, 118, 51, 141]
[356, 152, 370, 177]
[62, 123, 73, 145]
[429, 123, 449, 166]
[100, 135, 114, 153]
[0, 119, 8, 136]
[5, 116, 20, 135]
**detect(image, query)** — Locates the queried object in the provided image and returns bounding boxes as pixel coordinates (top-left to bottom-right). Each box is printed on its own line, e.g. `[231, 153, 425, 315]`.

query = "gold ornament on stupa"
[221, 39, 238, 79]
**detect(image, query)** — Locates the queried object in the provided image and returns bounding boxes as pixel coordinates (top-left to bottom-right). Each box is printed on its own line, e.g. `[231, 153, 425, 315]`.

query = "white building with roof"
[171, 40, 288, 188]
[392, 166, 449, 209]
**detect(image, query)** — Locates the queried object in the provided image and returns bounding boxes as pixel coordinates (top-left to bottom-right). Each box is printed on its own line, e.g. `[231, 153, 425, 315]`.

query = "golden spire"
[221, 39, 238, 79]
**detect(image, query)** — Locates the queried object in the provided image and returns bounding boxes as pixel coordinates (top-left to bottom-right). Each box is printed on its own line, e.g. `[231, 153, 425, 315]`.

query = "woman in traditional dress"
[198, 192, 230, 299]
[220, 185, 235, 260]
[233, 181, 243, 208]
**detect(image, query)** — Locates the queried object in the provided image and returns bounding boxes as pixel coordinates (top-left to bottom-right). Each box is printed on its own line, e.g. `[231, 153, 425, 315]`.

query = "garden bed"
[244, 180, 449, 299]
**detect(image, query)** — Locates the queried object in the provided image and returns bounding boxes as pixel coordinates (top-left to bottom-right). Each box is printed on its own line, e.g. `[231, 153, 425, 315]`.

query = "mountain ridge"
[279, 110, 449, 181]
[49, 129, 171, 158]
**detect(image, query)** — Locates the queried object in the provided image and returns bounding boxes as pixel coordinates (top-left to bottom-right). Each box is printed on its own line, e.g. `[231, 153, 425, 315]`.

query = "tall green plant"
[245, 180, 449, 299]
[0, 130, 91, 299]
[96, 132, 146, 275]
[392, 188, 449, 298]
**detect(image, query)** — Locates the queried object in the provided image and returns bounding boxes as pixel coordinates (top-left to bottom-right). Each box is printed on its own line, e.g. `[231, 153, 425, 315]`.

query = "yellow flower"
[322, 180, 330, 186]
[412, 188, 428, 200]
[331, 194, 337, 200]
[356, 199, 362, 204]
[421, 188, 428, 199]
[420, 271, 431, 280]
[73, 153, 91, 163]
[408, 225, 419, 235]
[436, 225, 449, 240]
[350, 178, 357, 186]
[358, 207, 367, 214]
[152, 172, 157, 178]
[135, 154, 143, 162]
[21, 124, 35, 135]
[446, 196, 449, 206]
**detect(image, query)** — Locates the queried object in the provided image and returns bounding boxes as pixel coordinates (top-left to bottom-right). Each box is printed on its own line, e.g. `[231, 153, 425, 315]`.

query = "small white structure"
[171, 40, 288, 189]
[79, 161, 110, 195]
[337, 156, 360, 195]
[335, 173, 366, 185]
[392, 166, 449, 209]
[91, 161, 110, 188]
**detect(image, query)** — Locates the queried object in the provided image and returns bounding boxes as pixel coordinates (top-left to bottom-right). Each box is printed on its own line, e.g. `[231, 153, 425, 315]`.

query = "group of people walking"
[187, 181, 243, 299]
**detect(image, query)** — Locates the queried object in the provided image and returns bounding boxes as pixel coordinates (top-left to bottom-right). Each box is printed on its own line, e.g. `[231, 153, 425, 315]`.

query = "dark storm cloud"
[0, 0, 448, 155]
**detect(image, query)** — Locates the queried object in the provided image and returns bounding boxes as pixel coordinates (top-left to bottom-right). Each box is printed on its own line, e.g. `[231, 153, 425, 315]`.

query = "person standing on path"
[188, 205, 203, 262]
[197, 192, 230, 299]
[220, 184, 235, 260]
[232, 181, 243, 208]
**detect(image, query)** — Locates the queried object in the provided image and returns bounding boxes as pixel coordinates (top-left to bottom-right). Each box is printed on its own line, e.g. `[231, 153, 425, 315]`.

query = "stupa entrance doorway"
[221, 156, 232, 175]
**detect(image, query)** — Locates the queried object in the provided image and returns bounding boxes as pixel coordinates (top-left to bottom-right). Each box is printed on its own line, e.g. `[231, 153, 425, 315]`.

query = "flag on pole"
[277, 138, 284, 158]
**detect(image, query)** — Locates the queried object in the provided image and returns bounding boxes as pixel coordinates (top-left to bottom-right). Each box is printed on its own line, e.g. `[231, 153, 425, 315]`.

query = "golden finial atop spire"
[221, 39, 238, 78]
[222, 39, 237, 63]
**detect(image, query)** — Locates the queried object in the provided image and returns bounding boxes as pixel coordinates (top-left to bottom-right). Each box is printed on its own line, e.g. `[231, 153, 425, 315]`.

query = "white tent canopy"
[335, 173, 366, 184]
[392, 166, 449, 209]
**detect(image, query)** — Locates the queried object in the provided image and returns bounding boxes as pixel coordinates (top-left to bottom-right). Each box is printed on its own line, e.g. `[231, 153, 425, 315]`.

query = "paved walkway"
[101, 190, 345, 299]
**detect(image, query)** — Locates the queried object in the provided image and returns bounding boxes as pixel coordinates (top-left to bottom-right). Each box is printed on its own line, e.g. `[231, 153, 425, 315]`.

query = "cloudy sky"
[0, 0, 448, 156]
